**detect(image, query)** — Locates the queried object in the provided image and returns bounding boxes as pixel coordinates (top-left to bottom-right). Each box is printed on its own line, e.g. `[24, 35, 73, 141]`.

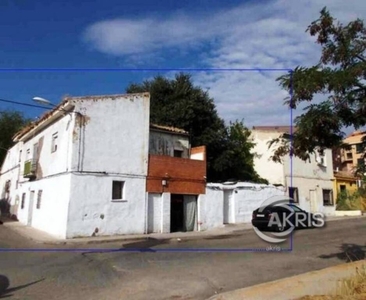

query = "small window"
[323, 189, 334, 206]
[315, 151, 326, 166]
[356, 143, 364, 154]
[340, 185, 346, 193]
[33, 143, 39, 161]
[174, 149, 183, 158]
[51, 133, 58, 152]
[346, 152, 353, 159]
[19, 150, 22, 162]
[36, 190, 42, 209]
[289, 187, 299, 203]
[112, 181, 125, 200]
[21, 193, 26, 209]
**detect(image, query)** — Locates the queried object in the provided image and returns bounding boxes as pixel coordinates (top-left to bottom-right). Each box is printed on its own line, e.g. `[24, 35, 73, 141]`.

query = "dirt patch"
[297, 295, 366, 299]
[297, 265, 366, 300]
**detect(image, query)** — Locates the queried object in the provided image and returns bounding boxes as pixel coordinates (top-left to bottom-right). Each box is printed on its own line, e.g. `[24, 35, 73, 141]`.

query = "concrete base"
[208, 260, 366, 300]
[335, 210, 362, 217]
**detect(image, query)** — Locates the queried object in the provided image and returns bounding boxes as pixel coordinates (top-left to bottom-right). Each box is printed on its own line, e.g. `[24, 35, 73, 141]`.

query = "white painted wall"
[0, 143, 21, 208]
[70, 93, 150, 175]
[198, 186, 224, 231]
[232, 183, 286, 223]
[251, 130, 286, 185]
[161, 192, 171, 233]
[284, 149, 335, 216]
[64, 93, 152, 238]
[16, 174, 71, 238]
[147, 193, 163, 233]
[0, 112, 75, 224]
[198, 183, 286, 230]
[20, 113, 75, 179]
[66, 174, 146, 238]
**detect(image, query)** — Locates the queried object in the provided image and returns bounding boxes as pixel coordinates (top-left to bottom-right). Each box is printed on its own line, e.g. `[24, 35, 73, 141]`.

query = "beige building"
[333, 130, 366, 174]
[251, 126, 336, 216]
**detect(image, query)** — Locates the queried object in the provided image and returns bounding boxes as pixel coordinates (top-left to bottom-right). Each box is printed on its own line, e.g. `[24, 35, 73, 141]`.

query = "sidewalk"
[2, 214, 365, 246]
[3, 221, 253, 245]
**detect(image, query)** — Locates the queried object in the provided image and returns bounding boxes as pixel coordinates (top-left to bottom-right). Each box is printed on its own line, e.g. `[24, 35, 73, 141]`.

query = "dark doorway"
[170, 194, 184, 232]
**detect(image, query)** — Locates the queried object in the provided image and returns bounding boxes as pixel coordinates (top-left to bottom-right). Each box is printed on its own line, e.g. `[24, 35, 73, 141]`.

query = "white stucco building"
[0, 92, 209, 238]
[251, 126, 336, 216]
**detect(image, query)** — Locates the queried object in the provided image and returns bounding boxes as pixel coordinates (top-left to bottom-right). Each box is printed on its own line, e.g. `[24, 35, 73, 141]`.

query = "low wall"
[335, 210, 362, 217]
[208, 260, 366, 300]
[199, 182, 285, 231]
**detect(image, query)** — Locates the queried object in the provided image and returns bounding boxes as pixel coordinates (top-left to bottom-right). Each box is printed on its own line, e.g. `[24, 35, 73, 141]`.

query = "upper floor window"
[51, 132, 58, 153]
[356, 143, 364, 154]
[315, 151, 326, 167]
[19, 150, 22, 162]
[174, 149, 183, 158]
[357, 158, 365, 167]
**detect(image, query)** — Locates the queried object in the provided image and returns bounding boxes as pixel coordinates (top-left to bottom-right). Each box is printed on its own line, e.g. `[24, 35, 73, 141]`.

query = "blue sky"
[1, 0, 365, 133]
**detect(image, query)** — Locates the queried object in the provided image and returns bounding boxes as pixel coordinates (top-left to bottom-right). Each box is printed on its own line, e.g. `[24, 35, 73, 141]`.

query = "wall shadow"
[318, 243, 366, 262]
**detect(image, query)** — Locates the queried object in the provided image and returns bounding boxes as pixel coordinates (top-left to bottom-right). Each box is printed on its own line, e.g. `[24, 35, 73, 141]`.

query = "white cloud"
[82, 0, 366, 129]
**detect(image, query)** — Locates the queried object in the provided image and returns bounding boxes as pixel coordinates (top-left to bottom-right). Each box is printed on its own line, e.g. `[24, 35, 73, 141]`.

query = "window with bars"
[323, 189, 334, 206]
[289, 187, 299, 203]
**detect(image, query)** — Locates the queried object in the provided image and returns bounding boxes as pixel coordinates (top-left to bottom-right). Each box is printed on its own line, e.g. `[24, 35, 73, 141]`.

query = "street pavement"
[0, 218, 365, 300]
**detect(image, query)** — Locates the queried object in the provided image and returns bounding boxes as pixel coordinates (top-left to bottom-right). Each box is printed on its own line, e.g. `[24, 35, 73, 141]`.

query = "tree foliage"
[0, 110, 30, 165]
[271, 7, 366, 167]
[126, 73, 265, 183]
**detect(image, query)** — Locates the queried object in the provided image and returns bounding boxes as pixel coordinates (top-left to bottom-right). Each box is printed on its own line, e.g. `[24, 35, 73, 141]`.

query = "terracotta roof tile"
[150, 124, 188, 135]
[334, 170, 358, 179]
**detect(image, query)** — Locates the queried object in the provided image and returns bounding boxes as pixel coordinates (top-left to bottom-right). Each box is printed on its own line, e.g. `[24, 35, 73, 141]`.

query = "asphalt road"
[0, 218, 365, 300]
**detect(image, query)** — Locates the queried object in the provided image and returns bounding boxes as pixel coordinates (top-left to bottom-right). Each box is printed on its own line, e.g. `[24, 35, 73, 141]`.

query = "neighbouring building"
[333, 130, 366, 174]
[333, 170, 359, 201]
[251, 126, 336, 216]
[331, 130, 365, 204]
[0, 93, 207, 238]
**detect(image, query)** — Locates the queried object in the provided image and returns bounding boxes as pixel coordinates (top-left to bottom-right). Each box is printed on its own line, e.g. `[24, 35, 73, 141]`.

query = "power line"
[0, 98, 49, 110]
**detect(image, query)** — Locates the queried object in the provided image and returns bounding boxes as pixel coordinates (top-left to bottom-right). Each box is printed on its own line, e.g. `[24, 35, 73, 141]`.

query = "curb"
[325, 215, 366, 222]
[47, 228, 254, 246]
[207, 260, 366, 300]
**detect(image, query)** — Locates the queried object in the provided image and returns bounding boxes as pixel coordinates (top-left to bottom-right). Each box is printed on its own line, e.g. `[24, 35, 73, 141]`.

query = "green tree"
[213, 120, 268, 183]
[271, 7, 366, 166]
[126, 73, 265, 183]
[0, 110, 30, 166]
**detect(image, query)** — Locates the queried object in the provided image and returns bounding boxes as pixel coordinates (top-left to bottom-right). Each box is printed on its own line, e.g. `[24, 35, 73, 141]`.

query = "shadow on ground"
[121, 238, 170, 251]
[81, 238, 171, 255]
[0, 275, 44, 298]
[319, 243, 366, 262]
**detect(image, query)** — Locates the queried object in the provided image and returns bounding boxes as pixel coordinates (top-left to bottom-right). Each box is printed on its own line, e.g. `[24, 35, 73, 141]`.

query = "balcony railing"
[23, 159, 37, 178]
